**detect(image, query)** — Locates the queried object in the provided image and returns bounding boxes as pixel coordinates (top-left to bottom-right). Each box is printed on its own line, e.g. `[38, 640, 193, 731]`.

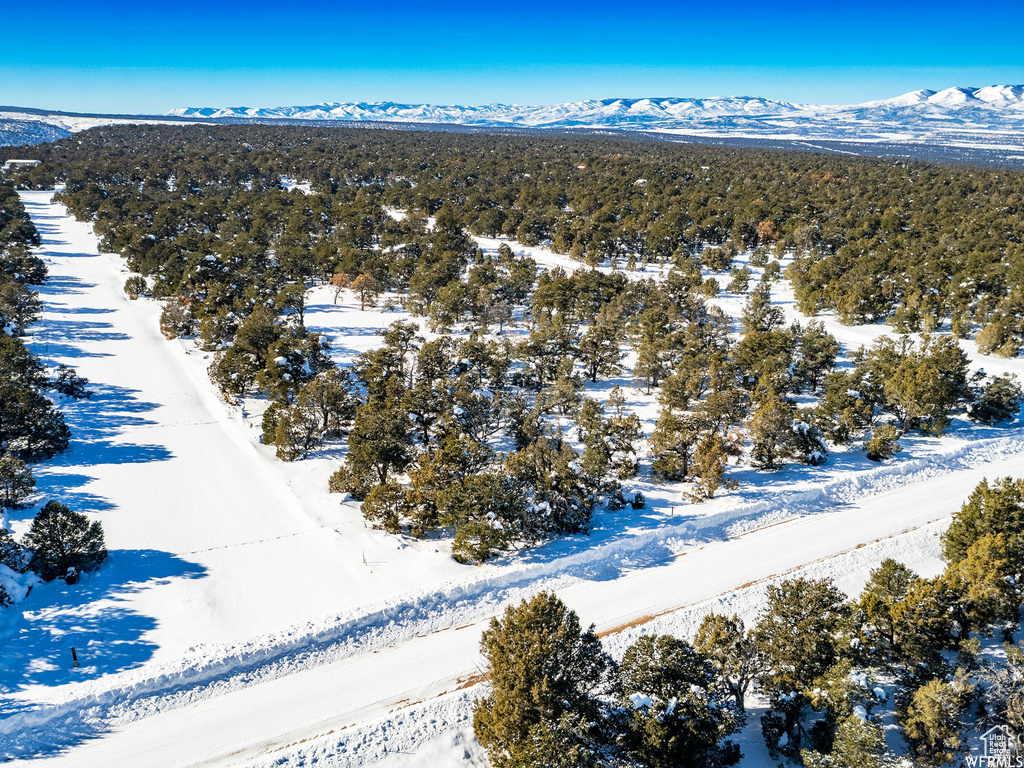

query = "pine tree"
[694, 613, 765, 712]
[345, 403, 412, 485]
[360, 480, 409, 534]
[474, 592, 610, 768]
[617, 634, 740, 768]
[22, 501, 107, 582]
[969, 373, 1024, 425]
[649, 410, 703, 481]
[793, 321, 840, 394]
[754, 578, 851, 694]
[740, 281, 784, 334]
[942, 477, 1024, 565]
[942, 533, 1020, 641]
[891, 576, 956, 668]
[899, 674, 973, 767]
[748, 393, 796, 470]
[0, 454, 34, 509]
[438, 472, 525, 563]
[690, 431, 730, 501]
[578, 305, 623, 382]
[856, 559, 916, 665]
[865, 425, 902, 462]
[0, 281, 43, 336]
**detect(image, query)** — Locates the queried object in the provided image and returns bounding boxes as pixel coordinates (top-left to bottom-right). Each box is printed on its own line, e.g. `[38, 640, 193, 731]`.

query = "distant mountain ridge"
[167, 86, 1024, 134]
[5, 87, 1024, 165]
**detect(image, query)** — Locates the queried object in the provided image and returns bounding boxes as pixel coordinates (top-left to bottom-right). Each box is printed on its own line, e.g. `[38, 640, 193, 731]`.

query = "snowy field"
[2, 190, 1024, 766]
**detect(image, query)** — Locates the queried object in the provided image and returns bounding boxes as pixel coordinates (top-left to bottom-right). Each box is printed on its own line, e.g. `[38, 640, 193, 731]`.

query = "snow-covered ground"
[3, 191, 1023, 766]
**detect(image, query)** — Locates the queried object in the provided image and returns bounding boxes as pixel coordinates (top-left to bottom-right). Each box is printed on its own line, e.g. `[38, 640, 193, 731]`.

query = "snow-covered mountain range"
[167, 86, 1024, 140]
[4, 87, 1024, 162]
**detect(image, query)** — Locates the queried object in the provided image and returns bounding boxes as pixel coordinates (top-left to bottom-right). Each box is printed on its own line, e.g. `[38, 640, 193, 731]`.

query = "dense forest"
[3, 125, 1022, 562]
[7, 123, 1024, 345]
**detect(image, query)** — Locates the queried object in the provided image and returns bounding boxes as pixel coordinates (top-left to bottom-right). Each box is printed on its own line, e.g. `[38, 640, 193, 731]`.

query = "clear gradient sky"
[4, 0, 1024, 114]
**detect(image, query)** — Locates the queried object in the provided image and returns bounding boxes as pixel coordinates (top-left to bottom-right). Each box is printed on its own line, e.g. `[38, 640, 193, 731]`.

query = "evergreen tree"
[437, 472, 526, 563]
[856, 559, 916, 665]
[942, 533, 1020, 641]
[748, 393, 796, 470]
[0, 454, 34, 509]
[474, 592, 610, 768]
[865, 425, 902, 462]
[891, 576, 956, 668]
[578, 304, 624, 382]
[617, 634, 740, 768]
[942, 477, 1024, 565]
[22, 501, 107, 582]
[345, 403, 412, 486]
[755, 578, 851, 694]
[690, 431, 730, 501]
[0, 281, 43, 336]
[360, 480, 409, 534]
[740, 281, 784, 334]
[969, 373, 1024, 425]
[899, 674, 973, 767]
[649, 410, 703, 481]
[694, 613, 765, 712]
[793, 321, 840, 394]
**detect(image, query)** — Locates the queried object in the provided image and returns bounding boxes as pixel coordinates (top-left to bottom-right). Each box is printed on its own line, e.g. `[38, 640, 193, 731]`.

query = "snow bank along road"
[12, 456, 1020, 768]
[3, 191, 1024, 765]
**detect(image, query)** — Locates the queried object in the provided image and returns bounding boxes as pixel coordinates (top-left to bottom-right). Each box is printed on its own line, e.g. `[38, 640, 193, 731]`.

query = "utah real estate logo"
[965, 726, 1021, 767]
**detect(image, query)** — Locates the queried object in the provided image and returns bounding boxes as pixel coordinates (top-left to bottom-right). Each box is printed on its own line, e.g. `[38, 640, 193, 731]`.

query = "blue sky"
[4, 0, 1023, 113]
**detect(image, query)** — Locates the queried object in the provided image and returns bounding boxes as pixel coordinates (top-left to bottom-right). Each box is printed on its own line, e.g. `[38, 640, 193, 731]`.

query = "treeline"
[8, 122, 1024, 351]
[476, 477, 1024, 767]
[0, 182, 99, 605]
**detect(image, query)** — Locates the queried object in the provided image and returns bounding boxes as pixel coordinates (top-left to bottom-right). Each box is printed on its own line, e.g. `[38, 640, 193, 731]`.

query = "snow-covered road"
[7, 192, 451, 662]
[19, 449, 1017, 767]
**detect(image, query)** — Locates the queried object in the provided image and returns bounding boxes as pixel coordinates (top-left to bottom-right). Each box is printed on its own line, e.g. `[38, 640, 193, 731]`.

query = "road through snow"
[17, 446, 1024, 767]
[4, 192, 467, 695]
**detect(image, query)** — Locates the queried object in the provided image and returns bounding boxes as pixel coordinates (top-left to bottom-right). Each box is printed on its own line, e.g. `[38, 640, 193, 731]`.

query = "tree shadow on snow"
[0, 548, 207, 697]
[5, 473, 114, 521]
[35, 274, 93, 297]
[48, 382, 173, 468]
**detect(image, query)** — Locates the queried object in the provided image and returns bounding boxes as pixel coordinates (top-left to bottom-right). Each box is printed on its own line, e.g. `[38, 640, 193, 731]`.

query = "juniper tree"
[942, 477, 1024, 565]
[649, 410, 703, 481]
[0, 454, 34, 509]
[690, 431, 730, 501]
[345, 403, 412, 486]
[898, 673, 973, 767]
[0, 281, 43, 336]
[360, 480, 408, 534]
[617, 634, 740, 768]
[969, 373, 1023, 425]
[865, 425, 902, 462]
[855, 558, 916, 665]
[694, 613, 765, 712]
[747, 393, 796, 470]
[754, 578, 851, 694]
[22, 501, 107, 582]
[473, 592, 610, 768]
